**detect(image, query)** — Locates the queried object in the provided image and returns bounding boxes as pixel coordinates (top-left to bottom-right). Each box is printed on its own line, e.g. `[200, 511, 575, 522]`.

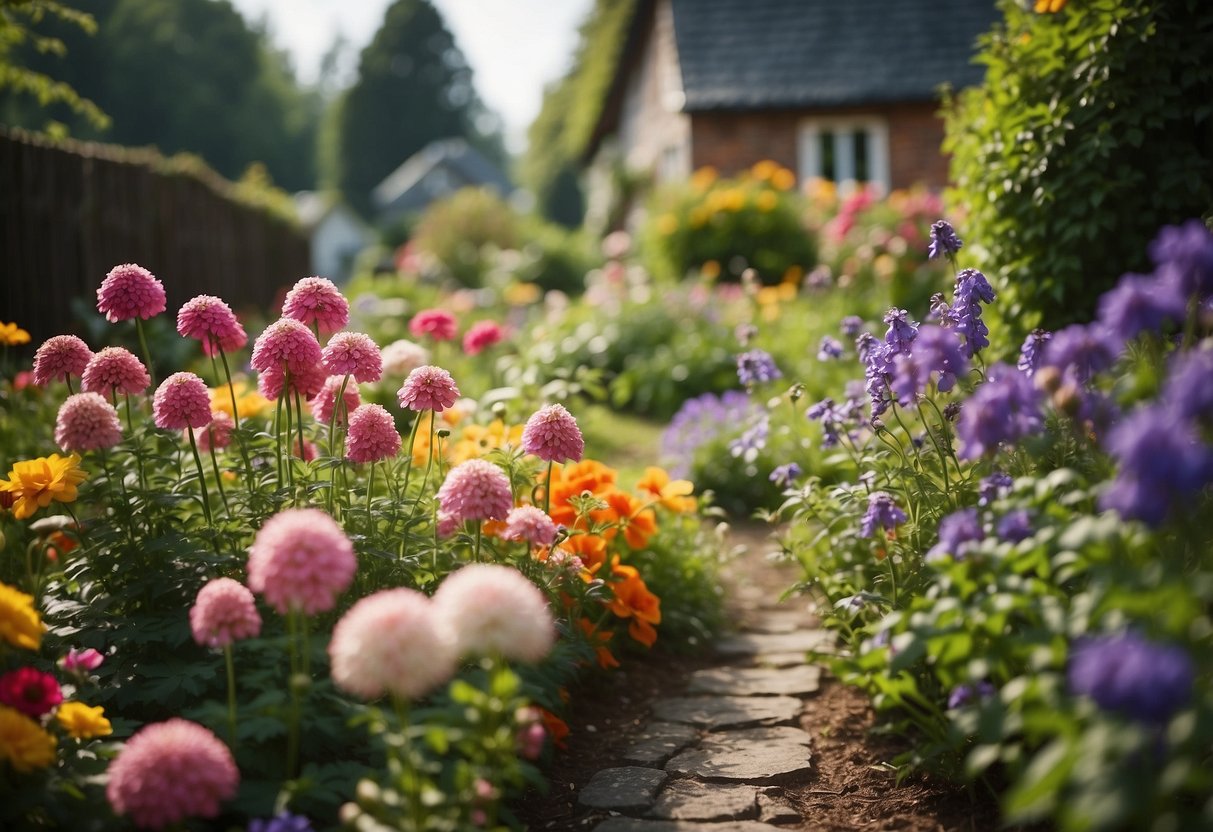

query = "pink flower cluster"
[462, 320, 504, 356]
[96, 263, 166, 323]
[106, 719, 238, 830]
[322, 332, 382, 383]
[282, 277, 349, 335]
[397, 365, 460, 412]
[177, 295, 248, 357]
[152, 373, 212, 431]
[81, 347, 150, 396]
[190, 578, 261, 649]
[247, 509, 356, 616]
[380, 339, 430, 378]
[345, 404, 401, 463]
[0, 667, 62, 717]
[408, 308, 457, 341]
[502, 506, 558, 547]
[258, 362, 325, 401]
[194, 411, 234, 453]
[310, 375, 362, 426]
[521, 404, 584, 463]
[55, 392, 123, 451]
[33, 335, 93, 386]
[60, 647, 104, 674]
[436, 459, 514, 524]
[251, 318, 322, 375]
[434, 564, 556, 663]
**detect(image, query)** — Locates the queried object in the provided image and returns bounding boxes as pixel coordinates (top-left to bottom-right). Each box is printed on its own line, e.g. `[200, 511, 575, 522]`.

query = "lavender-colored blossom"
[840, 316, 864, 338]
[1041, 324, 1121, 383]
[817, 336, 843, 361]
[889, 325, 968, 402]
[661, 391, 758, 477]
[927, 508, 983, 561]
[806, 397, 850, 448]
[946, 269, 996, 357]
[860, 491, 906, 538]
[1099, 405, 1213, 526]
[249, 812, 314, 832]
[947, 681, 995, 710]
[927, 220, 963, 260]
[805, 266, 832, 290]
[1149, 219, 1213, 299]
[1096, 272, 1187, 343]
[736, 349, 782, 387]
[928, 292, 951, 322]
[978, 472, 1013, 506]
[1162, 349, 1213, 423]
[1016, 329, 1052, 377]
[882, 308, 919, 351]
[1069, 631, 1193, 724]
[769, 463, 802, 488]
[728, 415, 770, 462]
[855, 332, 880, 366]
[956, 364, 1044, 459]
[996, 509, 1034, 543]
[735, 323, 758, 346]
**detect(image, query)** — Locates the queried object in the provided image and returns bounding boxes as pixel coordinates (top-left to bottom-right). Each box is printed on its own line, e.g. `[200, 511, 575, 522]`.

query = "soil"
[512, 524, 1007, 831]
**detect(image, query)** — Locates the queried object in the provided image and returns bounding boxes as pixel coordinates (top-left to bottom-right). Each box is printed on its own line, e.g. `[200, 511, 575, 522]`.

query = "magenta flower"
[152, 372, 212, 430]
[281, 277, 349, 335]
[251, 318, 323, 375]
[310, 375, 362, 426]
[96, 263, 166, 323]
[189, 578, 262, 649]
[433, 564, 556, 663]
[502, 506, 558, 547]
[521, 404, 584, 463]
[33, 335, 93, 386]
[345, 404, 402, 463]
[193, 411, 235, 453]
[59, 647, 105, 674]
[257, 362, 326, 401]
[436, 459, 514, 524]
[0, 667, 63, 717]
[322, 331, 382, 383]
[328, 588, 456, 700]
[246, 509, 356, 616]
[106, 719, 239, 830]
[55, 392, 123, 451]
[81, 347, 150, 396]
[176, 295, 248, 357]
[462, 320, 505, 356]
[409, 308, 458, 342]
[397, 365, 460, 412]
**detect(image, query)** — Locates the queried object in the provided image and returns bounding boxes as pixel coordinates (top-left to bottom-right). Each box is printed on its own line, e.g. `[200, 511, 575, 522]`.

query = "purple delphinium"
[736, 349, 782, 387]
[888, 325, 969, 403]
[817, 335, 844, 361]
[883, 308, 919, 352]
[855, 332, 880, 366]
[996, 509, 1034, 543]
[947, 681, 995, 710]
[769, 462, 802, 488]
[860, 491, 907, 538]
[928, 220, 964, 260]
[1041, 323, 1121, 383]
[249, 813, 315, 832]
[1099, 405, 1213, 526]
[1150, 219, 1213, 299]
[927, 507, 984, 561]
[661, 391, 758, 477]
[860, 332, 899, 418]
[1016, 329, 1052, 377]
[735, 323, 758, 346]
[978, 472, 1013, 506]
[945, 269, 996, 357]
[1162, 349, 1213, 424]
[728, 415, 770, 462]
[1096, 272, 1187, 344]
[956, 364, 1044, 459]
[840, 315, 865, 338]
[806, 397, 851, 448]
[1069, 632, 1194, 724]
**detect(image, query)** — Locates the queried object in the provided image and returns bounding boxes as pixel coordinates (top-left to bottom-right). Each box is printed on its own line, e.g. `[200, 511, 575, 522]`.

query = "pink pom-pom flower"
[322, 331, 382, 383]
[189, 578, 261, 649]
[81, 347, 150, 396]
[55, 393, 123, 451]
[176, 295, 248, 357]
[409, 309, 458, 342]
[328, 588, 456, 700]
[246, 508, 356, 616]
[310, 375, 362, 426]
[380, 339, 430, 379]
[462, 320, 505, 356]
[502, 506, 558, 547]
[33, 335, 93, 386]
[250, 318, 322, 375]
[436, 459, 514, 524]
[152, 372, 212, 431]
[521, 404, 584, 463]
[397, 365, 460, 412]
[433, 564, 556, 663]
[345, 404, 401, 463]
[106, 719, 238, 830]
[96, 263, 166, 323]
[257, 362, 326, 402]
[193, 410, 235, 453]
[281, 277, 349, 335]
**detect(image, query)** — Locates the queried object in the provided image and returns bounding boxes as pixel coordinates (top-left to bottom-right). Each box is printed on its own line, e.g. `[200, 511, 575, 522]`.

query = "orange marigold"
[636, 467, 696, 513]
[607, 562, 662, 648]
[593, 490, 657, 550]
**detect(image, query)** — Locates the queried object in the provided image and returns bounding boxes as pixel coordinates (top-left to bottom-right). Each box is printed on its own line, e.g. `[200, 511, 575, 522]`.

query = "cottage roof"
[372, 138, 512, 212]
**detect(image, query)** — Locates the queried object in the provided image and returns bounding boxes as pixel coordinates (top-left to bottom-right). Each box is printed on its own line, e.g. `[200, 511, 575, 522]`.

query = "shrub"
[409, 187, 522, 288]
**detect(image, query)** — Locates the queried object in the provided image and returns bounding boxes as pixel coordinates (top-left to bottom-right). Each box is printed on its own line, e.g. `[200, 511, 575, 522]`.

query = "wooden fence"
[0, 127, 310, 342]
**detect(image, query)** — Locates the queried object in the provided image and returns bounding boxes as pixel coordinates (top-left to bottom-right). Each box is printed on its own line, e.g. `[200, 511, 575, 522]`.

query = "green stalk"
[542, 460, 554, 517]
[135, 317, 156, 389]
[474, 523, 483, 563]
[217, 346, 255, 490]
[209, 444, 230, 517]
[224, 644, 237, 748]
[366, 460, 376, 532]
[187, 426, 214, 526]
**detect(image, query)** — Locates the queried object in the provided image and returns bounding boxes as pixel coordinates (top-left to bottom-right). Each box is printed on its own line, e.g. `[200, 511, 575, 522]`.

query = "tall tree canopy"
[327, 0, 504, 218]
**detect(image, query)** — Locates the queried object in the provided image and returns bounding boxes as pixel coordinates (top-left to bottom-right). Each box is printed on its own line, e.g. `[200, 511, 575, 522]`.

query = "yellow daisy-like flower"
[503, 282, 542, 307]
[690, 166, 718, 192]
[0, 582, 45, 650]
[55, 701, 113, 739]
[0, 454, 88, 521]
[209, 382, 271, 420]
[756, 191, 778, 213]
[750, 159, 779, 182]
[0, 705, 57, 773]
[1034, 0, 1066, 12]
[0, 322, 31, 346]
[656, 214, 679, 236]
[771, 167, 797, 191]
[636, 466, 696, 513]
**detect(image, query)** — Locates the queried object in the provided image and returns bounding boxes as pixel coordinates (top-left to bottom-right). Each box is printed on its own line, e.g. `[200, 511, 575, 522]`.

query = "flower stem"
[217, 347, 255, 491]
[187, 426, 214, 526]
[224, 644, 237, 749]
[366, 460, 376, 532]
[209, 445, 230, 516]
[135, 317, 157, 389]
[474, 523, 482, 563]
[542, 460, 554, 517]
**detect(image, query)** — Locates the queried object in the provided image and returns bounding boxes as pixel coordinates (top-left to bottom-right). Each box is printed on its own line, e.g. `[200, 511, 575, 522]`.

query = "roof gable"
[372, 138, 512, 211]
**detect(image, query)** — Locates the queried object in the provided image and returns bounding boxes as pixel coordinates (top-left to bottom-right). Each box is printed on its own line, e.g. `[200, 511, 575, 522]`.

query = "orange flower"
[608, 563, 662, 647]
[547, 459, 618, 527]
[577, 617, 620, 669]
[636, 467, 696, 513]
[562, 533, 608, 573]
[592, 490, 657, 550]
[538, 708, 570, 749]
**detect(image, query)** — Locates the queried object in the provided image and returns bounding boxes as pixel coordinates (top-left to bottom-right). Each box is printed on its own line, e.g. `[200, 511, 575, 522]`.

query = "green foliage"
[945, 0, 1213, 348]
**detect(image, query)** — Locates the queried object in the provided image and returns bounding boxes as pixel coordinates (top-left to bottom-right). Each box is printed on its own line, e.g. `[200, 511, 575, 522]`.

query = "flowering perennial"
[247, 509, 356, 616]
[345, 404, 402, 463]
[33, 335, 93, 386]
[190, 578, 262, 648]
[322, 331, 382, 382]
[96, 263, 166, 322]
[55, 393, 123, 451]
[436, 459, 514, 524]
[81, 347, 150, 396]
[176, 295, 248, 356]
[152, 373, 212, 431]
[281, 277, 349, 334]
[397, 365, 460, 412]
[521, 404, 584, 463]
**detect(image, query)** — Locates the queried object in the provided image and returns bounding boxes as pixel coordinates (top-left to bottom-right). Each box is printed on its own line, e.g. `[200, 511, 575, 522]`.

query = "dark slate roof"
[372, 138, 512, 215]
[669, 0, 998, 111]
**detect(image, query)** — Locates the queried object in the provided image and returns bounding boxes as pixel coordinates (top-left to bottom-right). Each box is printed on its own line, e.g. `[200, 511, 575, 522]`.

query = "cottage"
[372, 138, 514, 226]
[293, 191, 374, 285]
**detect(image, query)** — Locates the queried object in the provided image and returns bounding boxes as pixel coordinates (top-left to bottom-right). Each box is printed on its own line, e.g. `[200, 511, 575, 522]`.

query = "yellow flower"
[210, 382, 271, 420]
[0, 582, 45, 650]
[450, 420, 522, 464]
[750, 160, 779, 181]
[0, 454, 87, 521]
[656, 214, 679, 236]
[636, 467, 696, 513]
[808, 177, 837, 203]
[700, 260, 721, 280]
[56, 701, 113, 739]
[1034, 0, 1066, 11]
[756, 191, 778, 213]
[0, 705, 56, 772]
[504, 281, 542, 307]
[771, 168, 797, 191]
[690, 166, 718, 192]
[0, 322, 31, 346]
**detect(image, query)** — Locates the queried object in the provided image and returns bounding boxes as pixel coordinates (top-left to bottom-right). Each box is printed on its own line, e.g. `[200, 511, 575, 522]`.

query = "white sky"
[229, 0, 593, 152]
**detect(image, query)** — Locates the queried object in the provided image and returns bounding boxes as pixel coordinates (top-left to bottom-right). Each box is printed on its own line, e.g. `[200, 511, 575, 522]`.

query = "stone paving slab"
[715, 630, 833, 658]
[698, 727, 811, 747]
[740, 611, 812, 634]
[757, 793, 801, 824]
[687, 665, 821, 697]
[622, 722, 701, 766]
[579, 767, 668, 812]
[648, 781, 758, 821]
[651, 696, 801, 729]
[595, 819, 780, 832]
[666, 730, 813, 784]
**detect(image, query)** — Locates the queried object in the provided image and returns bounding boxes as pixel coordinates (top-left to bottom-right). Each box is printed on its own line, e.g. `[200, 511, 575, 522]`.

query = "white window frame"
[798, 116, 890, 194]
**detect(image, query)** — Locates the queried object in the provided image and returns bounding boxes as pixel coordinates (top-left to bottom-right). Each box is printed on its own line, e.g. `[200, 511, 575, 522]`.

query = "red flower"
[0, 667, 63, 717]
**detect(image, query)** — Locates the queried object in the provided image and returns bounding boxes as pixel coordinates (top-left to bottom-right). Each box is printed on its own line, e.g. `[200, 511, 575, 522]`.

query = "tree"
[328, 0, 503, 219]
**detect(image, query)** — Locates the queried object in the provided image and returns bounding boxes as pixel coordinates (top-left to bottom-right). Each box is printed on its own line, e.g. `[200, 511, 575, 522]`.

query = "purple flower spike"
[1069, 631, 1193, 724]
[860, 491, 907, 538]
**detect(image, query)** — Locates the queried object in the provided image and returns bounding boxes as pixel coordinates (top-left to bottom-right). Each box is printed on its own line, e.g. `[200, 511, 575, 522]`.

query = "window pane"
[853, 130, 869, 182]
[819, 131, 836, 181]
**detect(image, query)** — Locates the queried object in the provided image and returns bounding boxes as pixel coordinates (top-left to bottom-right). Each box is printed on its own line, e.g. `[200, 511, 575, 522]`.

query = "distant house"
[294, 191, 374, 284]
[372, 138, 513, 226]
[584, 0, 997, 208]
